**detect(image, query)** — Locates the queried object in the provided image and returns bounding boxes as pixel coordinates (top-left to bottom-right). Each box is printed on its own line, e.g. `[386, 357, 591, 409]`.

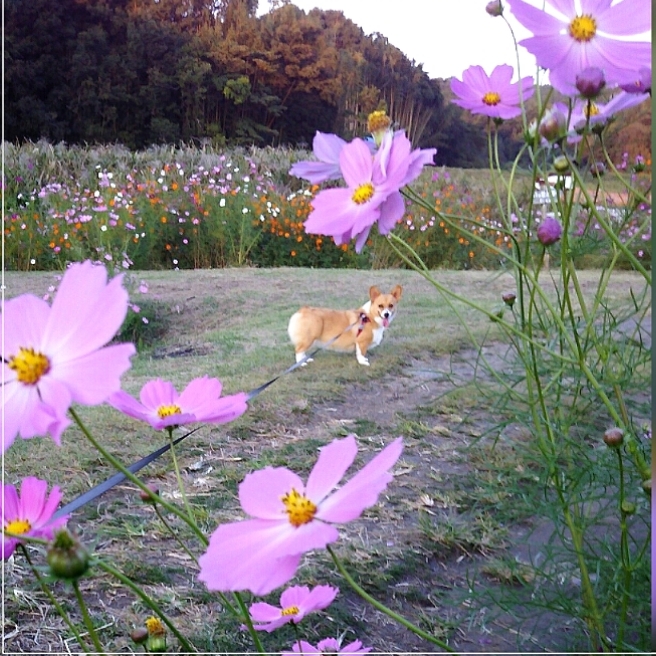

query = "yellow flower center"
[569, 15, 597, 42]
[281, 605, 300, 616]
[585, 102, 600, 118]
[352, 182, 375, 205]
[145, 616, 166, 636]
[5, 519, 32, 535]
[8, 348, 50, 385]
[157, 404, 182, 419]
[482, 91, 501, 106]
[367, 110, 391, 134]
[281, 488, 317, 527]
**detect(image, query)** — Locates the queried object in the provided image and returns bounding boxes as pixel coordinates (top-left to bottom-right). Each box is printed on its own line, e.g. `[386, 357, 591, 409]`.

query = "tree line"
[5, 0, 649, 167]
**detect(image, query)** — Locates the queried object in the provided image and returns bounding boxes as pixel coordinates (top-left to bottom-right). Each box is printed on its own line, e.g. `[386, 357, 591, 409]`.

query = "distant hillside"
[5, 0, 650, 167]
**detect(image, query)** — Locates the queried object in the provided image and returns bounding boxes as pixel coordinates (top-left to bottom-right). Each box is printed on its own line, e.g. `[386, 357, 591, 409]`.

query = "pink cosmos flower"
[619, 66, 651, 94]
[450, 64, 535, 119]
[303, 132, 435, 252]
[3, 477, 69, 559]
[198, 435, 403, 595]
[247, 584, 338, 632]
[2, 261, 135, 452]
[568, 91, 649, 135]
[282, 637, 372, 655]
[506, 0, 651, 95]
[289, 132, 348, 184]
[108, 376, 248, 430]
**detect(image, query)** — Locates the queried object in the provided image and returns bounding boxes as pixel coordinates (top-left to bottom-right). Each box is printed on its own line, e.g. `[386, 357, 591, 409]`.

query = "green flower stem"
[615, 448, 631, 650]
[233, 591, 265, 653]
[69, 408, 209, 546]
[166, 426, 196, 525]
[400, 189, 592, 362]
[327, 545, 455, 652]
[17, 545, 92, 653]
[153, 505, 199, 565]
[95, 559, 195, 653]
[72, 579, 106, 655]
[559, 502, 609, 652]
[387, 232, 578, 365]
[569, 166, 651, 283]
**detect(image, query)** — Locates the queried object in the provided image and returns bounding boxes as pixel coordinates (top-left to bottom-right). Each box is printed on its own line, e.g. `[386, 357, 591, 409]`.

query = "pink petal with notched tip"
[199, 520, 300, 594]
[177, 376, 222, 411]
[42, 262, 129, 357]
[317, 437, 403, 523]
[305, 435, 357, 503]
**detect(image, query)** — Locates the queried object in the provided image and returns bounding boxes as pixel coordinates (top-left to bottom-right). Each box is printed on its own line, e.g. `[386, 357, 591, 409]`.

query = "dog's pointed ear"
[369, 285, 381, 301]
[391, 285, 403, 300]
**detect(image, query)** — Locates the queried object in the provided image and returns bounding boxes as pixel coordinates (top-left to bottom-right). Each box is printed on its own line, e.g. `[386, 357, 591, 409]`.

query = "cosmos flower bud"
[46, 530, 90, 580]
[485, 0, 503, 16]
[575, 67, 606, 99]
[502, 292, 516, 307]
[641, 479, 651, 495]
[537, 216, 562, 246]
[633, 155, 646, 173]
[603, 427, 624, 448]
[538, 106, 568, 143]
[130, 628, 149, 644]
[145, 617, 167, 653]
[139, 483, 160, 504]
[621, 500, 636, 515]
[367, 110, 392, 147]
[553, 155, 570, 173]
[590, 161, 606, 178]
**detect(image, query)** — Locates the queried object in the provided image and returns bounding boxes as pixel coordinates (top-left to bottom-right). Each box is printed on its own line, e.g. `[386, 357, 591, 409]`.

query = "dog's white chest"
[370, 324, 385, 348]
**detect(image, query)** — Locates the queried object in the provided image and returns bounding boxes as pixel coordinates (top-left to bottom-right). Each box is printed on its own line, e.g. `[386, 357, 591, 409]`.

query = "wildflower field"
[4, 141, 651, 274]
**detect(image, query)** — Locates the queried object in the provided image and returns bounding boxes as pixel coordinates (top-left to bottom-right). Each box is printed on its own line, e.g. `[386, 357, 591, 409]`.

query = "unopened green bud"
[553, 155, 570, 173]
[641, 479, 651, 495]
[46, 530, 90, 580]
[621, 500, 636, 515]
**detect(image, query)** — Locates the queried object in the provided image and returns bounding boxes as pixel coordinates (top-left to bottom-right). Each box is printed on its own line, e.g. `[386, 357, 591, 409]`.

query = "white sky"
[258, 0, 539, 80]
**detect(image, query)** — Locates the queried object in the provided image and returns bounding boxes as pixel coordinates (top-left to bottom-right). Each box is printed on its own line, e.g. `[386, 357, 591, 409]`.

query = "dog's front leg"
[355, 344, 370, 366]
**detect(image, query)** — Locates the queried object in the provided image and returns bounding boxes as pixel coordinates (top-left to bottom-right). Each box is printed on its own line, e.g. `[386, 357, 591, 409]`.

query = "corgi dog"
[288, 285, 402, 366]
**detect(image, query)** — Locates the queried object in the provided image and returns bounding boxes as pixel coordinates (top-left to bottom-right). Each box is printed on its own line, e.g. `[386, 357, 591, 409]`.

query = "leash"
[53, 315, 368, 519]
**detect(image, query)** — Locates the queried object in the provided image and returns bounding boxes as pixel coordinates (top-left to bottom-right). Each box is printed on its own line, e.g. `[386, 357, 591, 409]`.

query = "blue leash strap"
[53, 429, 199, 519]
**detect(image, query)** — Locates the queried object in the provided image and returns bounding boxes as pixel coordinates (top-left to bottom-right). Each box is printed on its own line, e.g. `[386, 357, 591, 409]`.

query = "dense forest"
[5, 0, 650, 166]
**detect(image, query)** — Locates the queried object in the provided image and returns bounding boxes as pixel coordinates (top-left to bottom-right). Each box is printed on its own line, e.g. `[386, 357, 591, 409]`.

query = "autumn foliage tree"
[4, 0, 650, 166]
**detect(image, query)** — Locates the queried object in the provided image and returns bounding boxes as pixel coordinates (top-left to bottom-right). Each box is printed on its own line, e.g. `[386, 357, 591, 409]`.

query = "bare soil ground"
[3, 268, 651, 654]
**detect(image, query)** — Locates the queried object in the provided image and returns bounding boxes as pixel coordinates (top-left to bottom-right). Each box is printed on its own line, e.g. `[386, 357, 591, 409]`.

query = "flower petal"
[239, 467, 305, 520]
[42, 261, 129, 358]
[50, 343, 135, 406]
[198, 520, 303, 594]
[317, 438, 403, 523]
[305, 435, 357, 504]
